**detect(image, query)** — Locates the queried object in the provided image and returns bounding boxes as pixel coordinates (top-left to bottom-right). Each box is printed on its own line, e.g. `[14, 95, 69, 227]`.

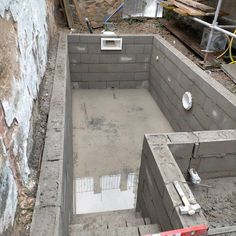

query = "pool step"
[69, 209, 161, 236]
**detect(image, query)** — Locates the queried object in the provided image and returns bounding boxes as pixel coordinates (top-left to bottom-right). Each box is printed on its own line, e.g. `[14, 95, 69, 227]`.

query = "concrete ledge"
[30, 32, 73, 236]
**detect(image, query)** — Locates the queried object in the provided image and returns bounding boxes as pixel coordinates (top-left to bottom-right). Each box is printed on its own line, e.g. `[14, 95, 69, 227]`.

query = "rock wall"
[78, 0, 122, 25]
[0, 0, 56, 234]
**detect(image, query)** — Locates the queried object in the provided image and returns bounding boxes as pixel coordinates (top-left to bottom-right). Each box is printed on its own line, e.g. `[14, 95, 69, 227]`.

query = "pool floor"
[72, 89, 173, 214]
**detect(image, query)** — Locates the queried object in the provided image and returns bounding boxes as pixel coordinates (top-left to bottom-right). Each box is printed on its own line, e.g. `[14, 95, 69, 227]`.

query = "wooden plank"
[171, 1, 206, 16]
[62, 0, 74, 28]
[175, 0, 215, 12]
[173, 8, 188, 16]
[72, 0, 85, 25]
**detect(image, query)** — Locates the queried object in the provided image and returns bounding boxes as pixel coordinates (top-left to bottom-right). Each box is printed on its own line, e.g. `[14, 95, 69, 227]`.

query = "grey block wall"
[68, 34, 152, 89]
[137, 134, 208, 231]
[30, 33, 73, 236]
[150, 35, 236, 131]
[137, 130, 236, 231]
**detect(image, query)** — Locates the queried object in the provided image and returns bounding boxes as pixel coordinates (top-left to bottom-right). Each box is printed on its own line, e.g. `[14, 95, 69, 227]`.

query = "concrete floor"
[72, 89, 173, 213]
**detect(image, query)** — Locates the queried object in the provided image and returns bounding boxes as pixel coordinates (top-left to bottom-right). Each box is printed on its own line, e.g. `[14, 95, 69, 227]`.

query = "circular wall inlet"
[182, 92, 193, 110]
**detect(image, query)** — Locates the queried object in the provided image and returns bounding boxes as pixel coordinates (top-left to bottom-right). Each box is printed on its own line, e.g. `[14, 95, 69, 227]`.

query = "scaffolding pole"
[191, 0, 236, 62]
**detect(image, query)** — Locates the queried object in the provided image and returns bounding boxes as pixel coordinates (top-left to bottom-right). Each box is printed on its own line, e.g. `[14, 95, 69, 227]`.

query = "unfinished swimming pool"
[30, 33, 236, 236]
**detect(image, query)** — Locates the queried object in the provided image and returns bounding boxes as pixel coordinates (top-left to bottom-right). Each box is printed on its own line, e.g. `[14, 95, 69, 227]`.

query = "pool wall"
[68, 34, 152, 89]
[150, 35, 236, 131]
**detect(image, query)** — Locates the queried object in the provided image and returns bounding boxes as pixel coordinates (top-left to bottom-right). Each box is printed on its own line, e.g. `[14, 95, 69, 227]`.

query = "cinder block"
[99, 54, 118, 63]
[79, 82, 89, 89]
[119, 81, 137, 89]
[118, 55, 135, 63]
[144, 45, 153, 54]
[136, 54, 150, 63]
[138, 224, 161, 235]
[187, 115, 204, 131]
[193, 105, 211, 130]
[71, 73, 82, 82]
[68, 43, 87, 54]
[87, 44, 101, 54]
[107, 81, 119, 89]
[68, 35, 80, 43]
[216, 92, 236, 121]
[191, 86, 207, 108]
[89, 81, 107, 89]
[176, 72, 193, 91]
[163, 183, 182, 220]
[135, 72, 149, 81]
[134, 36, 153, 44]
[80, 54, 99, 63]
[126, 45, 144, 54]
[70, 64, 89, 73]
[69, 54, 81, 64]
[78, 35, 100, 44]
[82, 72, 134, 81]
[203, 99, 224, 124]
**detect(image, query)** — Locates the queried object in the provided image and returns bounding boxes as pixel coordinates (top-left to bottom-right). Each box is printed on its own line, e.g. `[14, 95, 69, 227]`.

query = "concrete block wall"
[137, 134, 208, 231]
[30, 33, 73, 236]
[68, 34, 152, 89]
[150, 35, 236, 131]
[137, 130, 236, 231]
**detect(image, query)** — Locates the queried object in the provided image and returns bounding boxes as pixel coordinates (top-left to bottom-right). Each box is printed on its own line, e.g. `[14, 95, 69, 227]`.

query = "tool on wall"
[173, 181, 201, 216]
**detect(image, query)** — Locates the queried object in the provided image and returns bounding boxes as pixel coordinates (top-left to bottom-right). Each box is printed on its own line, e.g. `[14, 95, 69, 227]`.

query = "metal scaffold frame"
[191, 0, 236, 61]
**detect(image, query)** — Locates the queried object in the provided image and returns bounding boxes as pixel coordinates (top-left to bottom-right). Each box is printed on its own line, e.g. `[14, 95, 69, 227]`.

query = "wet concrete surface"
[72, 89, 173, 213]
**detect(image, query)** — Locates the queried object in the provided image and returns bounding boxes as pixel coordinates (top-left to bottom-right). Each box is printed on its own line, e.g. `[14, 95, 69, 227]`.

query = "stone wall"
[0, 0, 56, 234]
[77, 0, 122, 25]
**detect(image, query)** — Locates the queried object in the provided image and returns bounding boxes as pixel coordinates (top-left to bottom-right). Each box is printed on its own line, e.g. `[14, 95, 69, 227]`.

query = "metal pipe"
[218, 25, 236, 29]
[203, 0, 222, 61]
[193, 17, 236, 39]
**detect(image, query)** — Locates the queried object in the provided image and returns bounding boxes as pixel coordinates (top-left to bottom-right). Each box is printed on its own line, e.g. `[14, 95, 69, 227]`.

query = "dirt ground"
[191, 177, 236, 229]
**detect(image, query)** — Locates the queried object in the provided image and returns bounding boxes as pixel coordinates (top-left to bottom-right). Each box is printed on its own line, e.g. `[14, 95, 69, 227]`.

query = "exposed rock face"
[78, 0, 123, 25]
[0, 0, 56, 234]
